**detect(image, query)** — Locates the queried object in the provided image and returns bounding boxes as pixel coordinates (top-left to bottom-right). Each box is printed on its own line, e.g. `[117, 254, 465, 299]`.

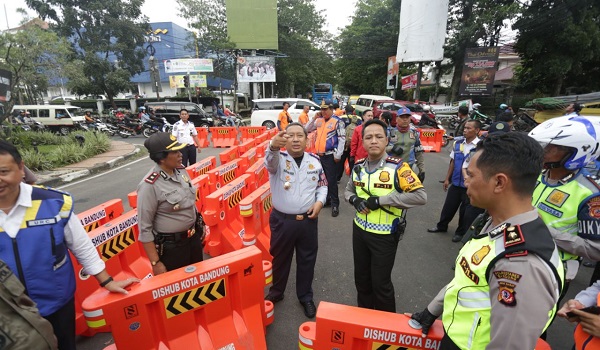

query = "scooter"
[117, 119, 143, 138]
[142, 117, 172, 138]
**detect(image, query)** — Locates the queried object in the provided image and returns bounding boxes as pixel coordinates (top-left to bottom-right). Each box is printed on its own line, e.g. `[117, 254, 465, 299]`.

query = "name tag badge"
[27, 218, 58, 227]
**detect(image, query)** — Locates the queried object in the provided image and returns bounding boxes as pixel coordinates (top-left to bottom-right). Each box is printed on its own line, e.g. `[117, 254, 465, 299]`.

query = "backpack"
[0, 260, 57, 350]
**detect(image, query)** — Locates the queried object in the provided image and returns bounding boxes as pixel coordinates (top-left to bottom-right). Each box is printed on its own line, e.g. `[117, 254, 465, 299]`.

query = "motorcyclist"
[147, 108, 165, 131]
[495, 103, 510, 118]
[418, 105, 438, 128]
[83, 110, 96, 127]
[224, 103, 236, 127]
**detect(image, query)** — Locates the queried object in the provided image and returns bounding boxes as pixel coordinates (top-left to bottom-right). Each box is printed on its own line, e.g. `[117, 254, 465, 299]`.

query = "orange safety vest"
[278, 110, 291, 130]
[575, 294, 600, 349]
[314, 116, 341, 154]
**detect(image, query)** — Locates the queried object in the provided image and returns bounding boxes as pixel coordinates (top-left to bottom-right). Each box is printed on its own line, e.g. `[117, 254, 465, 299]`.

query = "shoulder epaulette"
[308, 152, 320, 160]
[584, 174, 600, 191]
[145, 172, 159, 184]
[355, 157, 366, 164]
[280, 151, 288, 156]
[504, 225, 526, 249]
[386, 156, 403, 164]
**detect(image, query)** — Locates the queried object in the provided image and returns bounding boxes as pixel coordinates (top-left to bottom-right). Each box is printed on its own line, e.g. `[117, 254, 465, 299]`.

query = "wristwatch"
[151, 260, 160, 266]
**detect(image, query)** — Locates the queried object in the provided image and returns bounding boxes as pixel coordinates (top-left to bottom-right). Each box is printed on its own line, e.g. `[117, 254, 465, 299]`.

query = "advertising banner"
[459, 47, 500, 96]
[237, 56, 276, 83]
[386, 56, 399, 90]
[164, 59, 214, 74]
[169, 75, 207, 88]
[0, 69, 11, 102]
[401, 73, 418, 90]
[225, 0, 278, 49]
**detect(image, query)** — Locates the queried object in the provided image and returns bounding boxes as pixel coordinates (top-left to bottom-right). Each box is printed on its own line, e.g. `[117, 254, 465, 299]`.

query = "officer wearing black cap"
[137, 133, 204, 275]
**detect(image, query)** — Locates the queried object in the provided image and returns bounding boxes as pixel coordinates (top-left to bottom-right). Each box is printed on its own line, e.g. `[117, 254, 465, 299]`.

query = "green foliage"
[524, 97, 569, 111]
[25, 0, 150, 107]
[14, 131, 112, 171]
[0, 25, 71, 121]
[514, 0, 600, 95]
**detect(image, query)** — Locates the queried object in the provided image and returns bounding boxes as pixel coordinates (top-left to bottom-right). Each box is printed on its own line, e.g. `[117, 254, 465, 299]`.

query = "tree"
[335, 0, 403, 95]
[514, 0, 600, 95]
[25, 0, 149, 107]
[0, 23, 71, 122]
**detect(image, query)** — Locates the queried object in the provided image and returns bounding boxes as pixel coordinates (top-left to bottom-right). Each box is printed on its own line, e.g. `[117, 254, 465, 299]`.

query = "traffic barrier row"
[75, 208, 152, 336]
[419, 128, 444, 153]
[240, 147, 259, 169]
[210, 127, 239, 148]
[239, 126, 266, 143]
[244, 157, 269, 188]
[239, 183, 272, 264]
[207, 157, 249, 192]
[218, 145, 239, 165]
[237, 138, 256, 156]
[82, 246, 268, 350]
[194, 127, 210, 148]
[185, 156, 217, 180]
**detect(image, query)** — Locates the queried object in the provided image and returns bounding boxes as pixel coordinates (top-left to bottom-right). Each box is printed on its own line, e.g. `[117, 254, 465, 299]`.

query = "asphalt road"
[65, 136, 588, 349]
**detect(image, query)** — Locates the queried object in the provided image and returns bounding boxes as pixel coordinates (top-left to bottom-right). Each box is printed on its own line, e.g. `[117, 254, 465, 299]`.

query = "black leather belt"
[157, 226, 195, 243]
[273, 209, 308, 221]
[317, 151, 334, 156]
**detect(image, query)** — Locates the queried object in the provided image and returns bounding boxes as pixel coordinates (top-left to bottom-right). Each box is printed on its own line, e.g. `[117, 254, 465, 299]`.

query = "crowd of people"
[3, 99, 600, 349]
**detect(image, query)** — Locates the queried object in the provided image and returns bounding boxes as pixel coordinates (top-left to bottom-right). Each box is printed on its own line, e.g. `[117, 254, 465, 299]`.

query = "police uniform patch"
[379, 171, 390, 182]
[409, 132, 415, 139]
[401, 170, 415, 184]
[309, 163, 315, 170]
[160, 170, 170, 179]
[471, 245, 491, 265]
[587, 197, 600, 219]
[488, 222, 510, 239]
[354, 181, 365, 187]
[386, 156, 402, 164]
[546, 189, 569, 207]
[459, 257, 479, 284]
[498, 281, 517, 306]
[145, 172, 159, 184]
[504, 225, 525, 248]
[374, 183, 393, 189]
[286, 160, 291, 170]
[493, 270, 522, 282]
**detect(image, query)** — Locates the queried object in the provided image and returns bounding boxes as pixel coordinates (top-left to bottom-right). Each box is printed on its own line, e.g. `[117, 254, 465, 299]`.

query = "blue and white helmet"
[528, 116, 600, 170]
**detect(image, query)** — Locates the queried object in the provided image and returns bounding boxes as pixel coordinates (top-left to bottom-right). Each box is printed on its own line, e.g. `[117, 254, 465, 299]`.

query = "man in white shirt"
[171, 108, 202, 167]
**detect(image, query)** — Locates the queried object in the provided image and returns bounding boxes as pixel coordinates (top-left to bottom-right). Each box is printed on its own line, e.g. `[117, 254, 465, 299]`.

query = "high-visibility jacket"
[314, 116, 343, 154]
[442, 218, 564, 349]
[351, 157, 422, 234]
[0, 187, 76, 317]
[533, 171, 600, 262]
[451, 137, 469, 188]
[575, 293, 600, 349]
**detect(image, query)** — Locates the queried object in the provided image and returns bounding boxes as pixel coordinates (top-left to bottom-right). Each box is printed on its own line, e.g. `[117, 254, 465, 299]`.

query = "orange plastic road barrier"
[207, 158, 249, 192]
[194, 127, 210, 148]
[218, 145, 240, 166]
[191, 174, 211, 213]
[237, 138, 256, 156]
[254, 132, 270, 148]
[300, 301, 443, 350]
[185, 156, 217, 180]
[536, 338, 551, 350]
[203, 174, 254, 257]
[209, 127, 239, 148]
[239, 126, 267, 143]
[244, 158, 269, 188]
[78, 199, 125, 233]
[75, 209, 152, 336]
[267, 128, 278, 137]
[239, 182, 272, 261]
[262, 260, 273, 286]
[418, 128, 444, 153]
[264, 299, 274, 327]
[82, 246, 268, 350]
[127, 191, 138, 209]
[239, 147, 259, 169]
[255, 140, 271, 158]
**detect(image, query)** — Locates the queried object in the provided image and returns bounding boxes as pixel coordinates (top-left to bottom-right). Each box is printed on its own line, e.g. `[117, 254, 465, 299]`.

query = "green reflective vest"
[442, 218, 564, 349]
[533, 171, 598, 261]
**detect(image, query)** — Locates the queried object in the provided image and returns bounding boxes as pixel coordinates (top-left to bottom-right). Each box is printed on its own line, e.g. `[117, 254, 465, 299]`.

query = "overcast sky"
[1, 0, 358, 36]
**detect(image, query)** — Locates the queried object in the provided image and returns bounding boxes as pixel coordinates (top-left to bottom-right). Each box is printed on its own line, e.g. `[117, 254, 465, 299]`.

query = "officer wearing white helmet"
[528, 116, 600, 293]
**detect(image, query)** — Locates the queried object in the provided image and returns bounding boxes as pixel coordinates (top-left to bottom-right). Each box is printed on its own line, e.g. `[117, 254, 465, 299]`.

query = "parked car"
[371, 100, 425, 126]
[12, 105, 87, 135]
[250, 98, 320, 129]
[355, 94, 394, 117]
[144, 102, 215, 128]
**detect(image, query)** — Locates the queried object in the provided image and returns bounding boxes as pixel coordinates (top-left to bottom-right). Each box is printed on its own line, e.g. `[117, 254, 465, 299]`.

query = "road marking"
[58, 157, 147, 189]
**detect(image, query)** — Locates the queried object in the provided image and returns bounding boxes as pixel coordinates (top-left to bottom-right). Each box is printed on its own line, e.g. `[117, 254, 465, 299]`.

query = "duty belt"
[317, 151, 334, 156]
[156, 225, 196, 243]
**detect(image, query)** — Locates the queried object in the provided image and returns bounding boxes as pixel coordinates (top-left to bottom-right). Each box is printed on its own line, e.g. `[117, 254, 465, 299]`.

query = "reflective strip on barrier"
[82, 309, 103, 318]
[86, 318, 107, 329]
[299, 322, 316, 350]
[209, 127, 239, 147]
[164, 278, 226, 318]
[239, 184, 272, 263]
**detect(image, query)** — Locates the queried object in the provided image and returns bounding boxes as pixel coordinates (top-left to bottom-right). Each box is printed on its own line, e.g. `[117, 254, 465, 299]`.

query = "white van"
[12, 105, 87, 135]
[355, 94, 394, 116]
[250, 98, 320, 129]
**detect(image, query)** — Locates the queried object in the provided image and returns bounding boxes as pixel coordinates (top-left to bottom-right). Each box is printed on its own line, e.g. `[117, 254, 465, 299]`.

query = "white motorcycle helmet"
[472, 103, 481, 110]
[423, 105, 431, 112]
[528, 116, 600, 170]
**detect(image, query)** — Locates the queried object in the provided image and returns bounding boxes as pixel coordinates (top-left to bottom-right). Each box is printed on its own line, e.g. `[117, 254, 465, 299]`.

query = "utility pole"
[147, 44, 162, 99]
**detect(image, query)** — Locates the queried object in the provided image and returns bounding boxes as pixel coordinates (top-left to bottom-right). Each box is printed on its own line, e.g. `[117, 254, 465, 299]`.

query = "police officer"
[264, 123, 327, 319]
[137, 133, 204, 276]
[529, 116, 600, 290]
[306, 100, 345, 217]
[387, 106, 425, 182]
[171, 108, 202, 167]
[344, 119, 426, 312]
[410, 132, 564, 349]
[0, 140, 136, 350]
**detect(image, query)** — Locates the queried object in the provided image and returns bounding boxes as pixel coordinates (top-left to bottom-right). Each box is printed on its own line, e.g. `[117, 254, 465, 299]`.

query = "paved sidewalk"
[36, 140, 144, 187]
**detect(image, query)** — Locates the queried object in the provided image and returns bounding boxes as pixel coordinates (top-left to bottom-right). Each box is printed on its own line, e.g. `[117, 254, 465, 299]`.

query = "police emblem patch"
[309, 163, 315, 170]
[471, 245, 491, 265]
[379, 171, 390, 182]
[498, 281, 517, 306]
[587, 197, 600, 218]
[459, 257, 479, 284]
[546, 189, 569, 207]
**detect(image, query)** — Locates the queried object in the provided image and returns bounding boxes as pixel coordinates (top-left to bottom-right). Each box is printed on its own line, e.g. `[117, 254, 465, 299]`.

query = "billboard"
[169, 75, 207, 88]
[401, 73, 418, 90]
[163, 59, 214, 74]
[459, 47, 500, 96]
[0, 69, 11, 102]
[396, 0, 449, 63]
[237, 56, 276, 83]
[386, 56, 399, 89]
[225, 0, 278, 49]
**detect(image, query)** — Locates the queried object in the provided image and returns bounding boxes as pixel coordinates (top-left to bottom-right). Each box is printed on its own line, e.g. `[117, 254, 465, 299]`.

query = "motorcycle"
[215, 114, 247, 127]
[87, 118, 118, 136]
[117, 119, 143, 138]
[142, 117, 172, 138]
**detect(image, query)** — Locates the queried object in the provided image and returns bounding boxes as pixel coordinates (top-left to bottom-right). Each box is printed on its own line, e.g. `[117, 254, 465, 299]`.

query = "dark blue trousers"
[268, 209, 318, 302]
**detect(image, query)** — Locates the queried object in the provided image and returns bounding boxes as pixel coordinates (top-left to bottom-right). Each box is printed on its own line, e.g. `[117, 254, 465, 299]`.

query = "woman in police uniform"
[137, 133, 203, 275]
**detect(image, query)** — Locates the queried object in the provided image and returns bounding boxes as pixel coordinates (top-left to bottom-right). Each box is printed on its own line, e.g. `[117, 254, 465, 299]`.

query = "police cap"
[144, 132, 186, 154]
